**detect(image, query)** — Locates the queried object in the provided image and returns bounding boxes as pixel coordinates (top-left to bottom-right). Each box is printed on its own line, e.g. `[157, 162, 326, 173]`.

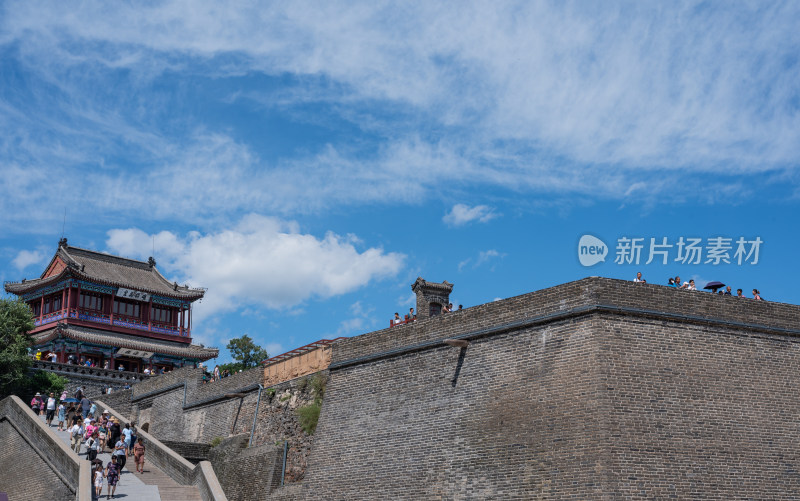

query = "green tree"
[18, 371, 68, 402]
[0, 298, 34, 398]
[222, 334, 269, 372]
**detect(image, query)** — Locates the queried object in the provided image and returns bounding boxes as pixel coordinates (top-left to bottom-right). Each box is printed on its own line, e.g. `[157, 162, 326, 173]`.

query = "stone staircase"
[50, 415, 203, 501]
[138, 467, 202, 501]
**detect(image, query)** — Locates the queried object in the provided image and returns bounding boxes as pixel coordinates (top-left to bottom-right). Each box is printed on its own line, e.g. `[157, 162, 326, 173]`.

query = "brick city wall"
[269, 277, 800, 500]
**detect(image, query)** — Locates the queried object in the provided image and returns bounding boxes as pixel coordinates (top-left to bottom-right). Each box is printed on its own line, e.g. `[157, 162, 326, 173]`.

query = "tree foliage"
[223, 334, 269, 372]
[0, 298, 34, 398]
[18, 371, 69, 402]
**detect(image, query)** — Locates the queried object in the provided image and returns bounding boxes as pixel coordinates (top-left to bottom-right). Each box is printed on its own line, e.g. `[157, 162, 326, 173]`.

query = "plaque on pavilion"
[116, 288, 151, 302]
[116, 348, 155, 359]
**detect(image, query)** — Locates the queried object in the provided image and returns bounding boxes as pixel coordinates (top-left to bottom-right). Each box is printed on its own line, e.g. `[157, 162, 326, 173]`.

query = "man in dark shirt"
[80, 396, 91, 419]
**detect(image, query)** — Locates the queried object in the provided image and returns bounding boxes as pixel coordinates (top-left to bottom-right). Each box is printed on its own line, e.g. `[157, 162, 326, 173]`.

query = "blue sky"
[1, 1, 799, 364]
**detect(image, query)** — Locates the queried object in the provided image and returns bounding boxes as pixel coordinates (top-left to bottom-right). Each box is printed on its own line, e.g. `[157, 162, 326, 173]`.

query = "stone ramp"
[49, 414, 201, 500]
[137, 467, 202, 501]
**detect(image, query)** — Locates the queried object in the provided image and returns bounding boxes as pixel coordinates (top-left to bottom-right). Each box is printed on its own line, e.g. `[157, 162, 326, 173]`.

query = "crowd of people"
[30, 385, 146, 499]
[33, 350, 174, 377]
[633, 272, 765, 300]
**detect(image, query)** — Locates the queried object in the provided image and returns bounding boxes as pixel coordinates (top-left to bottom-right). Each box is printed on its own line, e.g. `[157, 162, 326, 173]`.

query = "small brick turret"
[411, 277, 453, 319]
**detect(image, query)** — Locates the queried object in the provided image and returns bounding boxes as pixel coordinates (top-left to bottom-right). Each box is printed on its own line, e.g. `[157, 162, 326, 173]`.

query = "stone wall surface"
[162, 440, 212, 463]
[597, 315, 800, 499]
[266, 277, 800, 500]
[0, 419, 74, 501]
[0, 395, 92, 501]
[230, 377, 320, 483]
[107, 361, 320, 499]
[210, 440, 284, 501]
[294, 318, 603, 500]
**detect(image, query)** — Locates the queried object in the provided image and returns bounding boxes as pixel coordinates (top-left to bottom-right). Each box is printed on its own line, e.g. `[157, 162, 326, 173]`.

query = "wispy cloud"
[335, 301, 375, 336]
[443, 204, 498, 227]
[0, 0, 799, 232]
[458, 249, 505, 272]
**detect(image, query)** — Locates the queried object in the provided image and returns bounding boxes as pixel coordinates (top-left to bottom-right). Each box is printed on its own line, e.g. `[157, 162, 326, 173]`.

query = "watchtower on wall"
[411, 277, 453, 319]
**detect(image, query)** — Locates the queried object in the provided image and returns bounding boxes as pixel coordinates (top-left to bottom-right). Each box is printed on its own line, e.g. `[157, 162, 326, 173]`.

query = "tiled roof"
[5, 243, 204, 300]
[33, 324, 218, 361]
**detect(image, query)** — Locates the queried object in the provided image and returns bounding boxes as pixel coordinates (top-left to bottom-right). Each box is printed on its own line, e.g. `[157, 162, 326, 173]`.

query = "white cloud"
[443, 204, 497, 227]
[12, 249, 47, 271]
[105, 215, 405, 320]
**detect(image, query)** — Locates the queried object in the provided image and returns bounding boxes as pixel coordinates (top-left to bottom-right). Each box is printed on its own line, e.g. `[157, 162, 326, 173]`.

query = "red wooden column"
[66, 282, 72, 316]
[110, 291, 115, 326]
[188, 305, 192, 336]
[61, 287, 66, 315]
[147, 297, 153, 332]
[179, 306, 185, 336]
[39, 296, 44, 323]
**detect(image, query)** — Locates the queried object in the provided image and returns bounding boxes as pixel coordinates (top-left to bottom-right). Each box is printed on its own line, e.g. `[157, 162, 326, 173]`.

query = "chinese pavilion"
[4, 238, 218, 373]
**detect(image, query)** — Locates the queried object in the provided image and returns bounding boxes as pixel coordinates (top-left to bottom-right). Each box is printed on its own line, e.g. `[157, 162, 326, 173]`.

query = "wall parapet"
[31, 360, 151, 383]
[331, 277, 800, 365]
[0, 395, 92, 501]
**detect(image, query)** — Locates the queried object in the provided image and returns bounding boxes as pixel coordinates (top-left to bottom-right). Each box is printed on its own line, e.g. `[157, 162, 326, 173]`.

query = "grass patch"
[295, 372, 327, 435]
[209, 436, 223, 447]
[296, 401, 321, 435]
[310, 373, 326, 400]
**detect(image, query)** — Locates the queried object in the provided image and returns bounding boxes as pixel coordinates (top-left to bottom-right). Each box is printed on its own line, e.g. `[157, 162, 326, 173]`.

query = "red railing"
[390, 317, 416, 328]
[37, 307, 188, 337]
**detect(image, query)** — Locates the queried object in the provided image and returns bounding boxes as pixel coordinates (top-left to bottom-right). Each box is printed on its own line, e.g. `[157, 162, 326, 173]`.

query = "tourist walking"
[69, 418, 84, 453]
[108, 418, 121, 452]
[112, 436, 127, 469]
[30, 393, 43, 415]
[93, 461, 105, 498]
[57, 401, 66, 431]
[80, 395, 91, 419]
[105, 456, 121, 499]
[86, 431, 100, 461]
[45, 392, 57, 426]
[66, 403, 77, 426]
[122, 423, 133, 455]
[133, 438, 146, 473]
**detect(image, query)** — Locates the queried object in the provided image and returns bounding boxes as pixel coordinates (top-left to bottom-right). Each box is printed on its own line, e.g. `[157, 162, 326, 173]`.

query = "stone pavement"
[42, 413, 201, 500]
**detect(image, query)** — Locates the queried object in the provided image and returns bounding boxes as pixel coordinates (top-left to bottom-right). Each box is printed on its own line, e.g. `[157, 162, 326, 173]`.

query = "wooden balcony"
[33, 307, 189, 338]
